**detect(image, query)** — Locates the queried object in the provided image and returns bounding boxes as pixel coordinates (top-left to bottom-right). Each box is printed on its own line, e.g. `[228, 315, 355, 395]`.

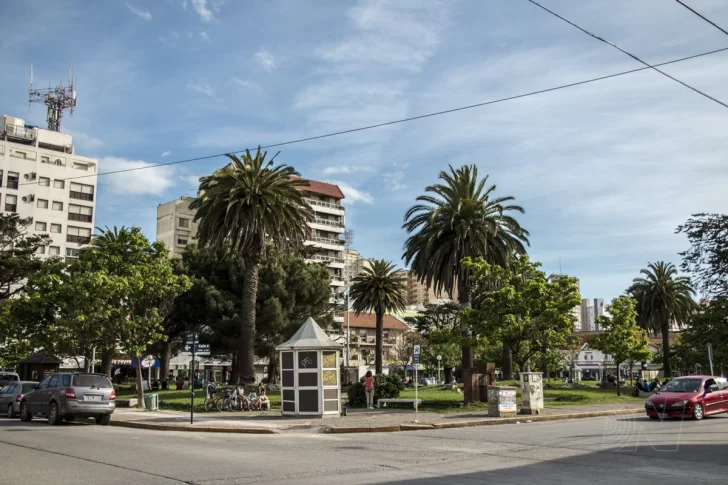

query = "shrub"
[347, 374, 405, 407]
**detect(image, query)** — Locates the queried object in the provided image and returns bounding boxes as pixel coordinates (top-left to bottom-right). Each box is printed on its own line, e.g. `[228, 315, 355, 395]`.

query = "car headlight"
[644, 400, 652, 406]
[672, 400, 688, 407]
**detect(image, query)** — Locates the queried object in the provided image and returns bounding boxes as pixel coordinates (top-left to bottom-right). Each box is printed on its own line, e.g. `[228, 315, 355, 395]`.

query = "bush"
[347, 374, 405, 407]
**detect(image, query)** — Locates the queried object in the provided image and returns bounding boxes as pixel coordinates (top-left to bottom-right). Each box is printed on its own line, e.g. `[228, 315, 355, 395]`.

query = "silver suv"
[20, 373, 116, 425]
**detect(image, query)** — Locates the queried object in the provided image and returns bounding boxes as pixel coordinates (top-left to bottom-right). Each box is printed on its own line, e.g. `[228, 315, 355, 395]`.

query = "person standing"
[364, 371, 375, 409]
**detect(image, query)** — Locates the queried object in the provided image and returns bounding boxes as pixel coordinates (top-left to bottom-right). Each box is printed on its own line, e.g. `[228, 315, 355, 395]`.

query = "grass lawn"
[396, 383, 644, 413]
[115, 387, 281, 412]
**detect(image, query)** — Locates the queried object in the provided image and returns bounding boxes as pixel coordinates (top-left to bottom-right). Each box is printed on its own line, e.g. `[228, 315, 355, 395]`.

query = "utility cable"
[675, 0, 728, 36]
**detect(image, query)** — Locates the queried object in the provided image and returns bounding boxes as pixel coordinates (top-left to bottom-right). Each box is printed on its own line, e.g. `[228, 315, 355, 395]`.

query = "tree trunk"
[267, 353, 278, 384]
[502, 341, 513, 380]
[83, 349, 92, 373]
[458, 279, 473, 372]
[160, 341, 172, 381]
[135, 355, 145, 409]
[230, 352, 239, 385]
[239, 254, 261, 384]
[375, 311, 384, 375]
[100, 348, 113, 378]
[661, 321, 672, 377]
[444, 367, 452, 384]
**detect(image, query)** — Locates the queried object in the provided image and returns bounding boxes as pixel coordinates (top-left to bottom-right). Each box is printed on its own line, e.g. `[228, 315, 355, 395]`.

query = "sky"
[1, 0, 727, 302]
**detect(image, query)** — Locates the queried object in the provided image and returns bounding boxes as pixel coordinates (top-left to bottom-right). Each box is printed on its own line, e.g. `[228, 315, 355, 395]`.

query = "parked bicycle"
[204, 389, 228, 412]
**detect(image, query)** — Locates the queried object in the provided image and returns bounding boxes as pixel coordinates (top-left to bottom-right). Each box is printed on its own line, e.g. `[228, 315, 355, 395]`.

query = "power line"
[526, 0, 728, 110]
[18, 46, 728, 188]
[675, 0, 728, 36]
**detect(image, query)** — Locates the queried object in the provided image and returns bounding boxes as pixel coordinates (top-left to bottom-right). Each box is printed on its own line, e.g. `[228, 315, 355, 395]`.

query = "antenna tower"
[28, 63, 77, 132]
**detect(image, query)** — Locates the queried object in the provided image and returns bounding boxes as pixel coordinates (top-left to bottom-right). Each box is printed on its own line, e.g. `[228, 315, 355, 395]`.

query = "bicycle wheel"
[204, 398, 214, 412]
[217, 397, 229, 412]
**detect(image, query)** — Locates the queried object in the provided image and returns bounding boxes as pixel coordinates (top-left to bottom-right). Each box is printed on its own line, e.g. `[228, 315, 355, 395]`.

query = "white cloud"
[230, 77, 258, 90]
[100, 157, 176, 195]
[186, 82, 218, 100]
[161, 151, 172, 158]
[322, 166, 374, 175]
[125, 2, 152, 20]
[254, 49, 276, 72]
[328, 180, 374, 205]
[200, 31, 210, 42]
[183, 174, 203, 187]
[69, 132, 104, 151]
[191, 0, 214, 22]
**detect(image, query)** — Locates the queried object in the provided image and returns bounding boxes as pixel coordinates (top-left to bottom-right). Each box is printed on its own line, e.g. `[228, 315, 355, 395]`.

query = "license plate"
[85, 395, 102, 401]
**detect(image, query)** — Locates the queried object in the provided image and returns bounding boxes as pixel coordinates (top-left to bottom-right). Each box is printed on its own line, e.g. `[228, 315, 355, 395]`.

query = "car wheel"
[692, 403, 704, 421]
[7, 403, 16, 419]
[19, 402, 32, 422]
[95, 414, 111, 426]
[48, 402, 63, 425]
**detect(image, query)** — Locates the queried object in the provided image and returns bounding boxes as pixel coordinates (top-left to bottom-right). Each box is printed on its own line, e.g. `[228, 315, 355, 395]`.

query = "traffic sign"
[184, 343, 210, 355]
[413, 344, 421, 364]
[186, 332, 199, 344]
[140, 355, 156, 369]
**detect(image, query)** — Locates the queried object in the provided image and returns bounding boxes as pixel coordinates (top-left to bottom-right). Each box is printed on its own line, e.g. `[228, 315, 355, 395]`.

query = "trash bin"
[143, 393, 158, 411]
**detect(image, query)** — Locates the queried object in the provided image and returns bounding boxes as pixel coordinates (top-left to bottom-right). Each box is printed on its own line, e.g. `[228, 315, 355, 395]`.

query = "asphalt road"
[1, 412, 726, 484]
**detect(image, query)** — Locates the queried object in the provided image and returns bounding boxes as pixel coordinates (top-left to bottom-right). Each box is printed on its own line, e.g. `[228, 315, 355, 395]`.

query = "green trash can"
[143, 393, 158, 411]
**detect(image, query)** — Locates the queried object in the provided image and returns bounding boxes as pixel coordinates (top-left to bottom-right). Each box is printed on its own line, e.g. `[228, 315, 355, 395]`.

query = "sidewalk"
[111, 402, 644, 434]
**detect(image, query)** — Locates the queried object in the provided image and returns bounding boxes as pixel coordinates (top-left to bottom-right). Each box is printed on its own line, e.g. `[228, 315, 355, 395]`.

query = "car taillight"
[16, 394, 22, 402]
[109, 390, 116, 401]
[64, 388, 76, 399]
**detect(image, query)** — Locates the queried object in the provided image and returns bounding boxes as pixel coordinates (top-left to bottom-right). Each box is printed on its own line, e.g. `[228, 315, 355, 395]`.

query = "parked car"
[645, 376, 728, 420]
[19, 373, 116, 425]
[0, 381, 38, 418]
[0, 372, 20, 391]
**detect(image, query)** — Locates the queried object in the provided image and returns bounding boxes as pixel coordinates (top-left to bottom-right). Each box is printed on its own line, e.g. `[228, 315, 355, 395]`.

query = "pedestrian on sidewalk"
[364, 371, 375, 409]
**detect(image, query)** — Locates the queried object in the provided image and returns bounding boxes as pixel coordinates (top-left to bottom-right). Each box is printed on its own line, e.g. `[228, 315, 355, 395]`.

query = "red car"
[645, 376, 728, 420]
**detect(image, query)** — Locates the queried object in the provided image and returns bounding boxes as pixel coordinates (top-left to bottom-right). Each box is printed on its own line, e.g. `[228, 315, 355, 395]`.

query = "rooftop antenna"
[28, 62, 77, 132]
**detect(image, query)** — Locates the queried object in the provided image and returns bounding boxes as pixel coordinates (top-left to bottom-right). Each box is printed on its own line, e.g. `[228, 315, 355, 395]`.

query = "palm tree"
[190, 148, 312, 383]
[628, 262, 695, 377]
[402, 165, 529, 377]
[92, 225, 125, 248]
[350, 260, 408, 374]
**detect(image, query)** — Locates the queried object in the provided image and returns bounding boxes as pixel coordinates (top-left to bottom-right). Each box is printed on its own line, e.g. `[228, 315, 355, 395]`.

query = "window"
[67, 226, 92, 244]
[48, 375, 59, 388]
[0, 170, 3, 187]
[50, 223, 61, 233]
[41, 156, 49, 164]
[49, 246, 60, 255]
[4, 194, 17, 212]
[68, 204, 93, 223]
[69, 182, 94, 201]
[7, 172, 19, 190]
[37, 376, 52, 390]
[178, 218, 190, 229]
[12, 150, 27, 160]
[52, 201, 63, 211]
[72, 374, 112, 388]
[65, 248, 79, 263]
[53, 179, 65, 189]
[177, 238, 188, 246]
[37, 199, 48, 209]
[39, 177, 50, 187]
[37, 246, 46, 255]
[35, 221, 47, 231]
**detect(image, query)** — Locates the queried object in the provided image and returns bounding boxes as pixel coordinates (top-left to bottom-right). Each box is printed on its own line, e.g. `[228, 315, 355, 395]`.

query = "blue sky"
[2, 0, 727, 301]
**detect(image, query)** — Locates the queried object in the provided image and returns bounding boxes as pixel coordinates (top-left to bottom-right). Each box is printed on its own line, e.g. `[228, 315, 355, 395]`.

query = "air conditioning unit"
[24, 172, 37, 181]
[22, 194, 35, 203]
[54, 159, 63, 166]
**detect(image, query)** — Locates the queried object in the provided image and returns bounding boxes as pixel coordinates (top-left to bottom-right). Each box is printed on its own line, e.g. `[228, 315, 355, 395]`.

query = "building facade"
[548, 273, 582, 331]
[593, 298, 605, 331]
[156, 196, 198, 258]
[335, 312, 412, 368]
[396, 269, 456, 308]
[580, 299, 594, 332]
[1, 114, 98, 263]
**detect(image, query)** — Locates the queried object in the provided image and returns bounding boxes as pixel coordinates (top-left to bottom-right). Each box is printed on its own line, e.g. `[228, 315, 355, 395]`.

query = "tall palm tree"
[92, 225, 125, 248]
[350, 260, 408, 374]
[628, 262, 695, 377]
[402, 165, 529, 376]
[190, 148, 312, 383]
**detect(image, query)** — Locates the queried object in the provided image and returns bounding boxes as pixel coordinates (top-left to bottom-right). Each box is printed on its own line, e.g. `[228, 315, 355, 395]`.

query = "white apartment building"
[156, 196, 198, 258]
[1, 115, 98, 263]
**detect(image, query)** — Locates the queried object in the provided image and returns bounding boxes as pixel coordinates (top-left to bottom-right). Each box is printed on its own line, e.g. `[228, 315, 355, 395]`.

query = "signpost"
[141, 355, 155, 391]
[413, 344, 421, 422]
[187, 332, 199, 424]
[436, 355, 442, 385]
[708, 343, 714, 376]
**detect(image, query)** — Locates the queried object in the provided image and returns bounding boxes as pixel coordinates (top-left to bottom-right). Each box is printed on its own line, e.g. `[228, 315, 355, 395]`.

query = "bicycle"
[204, 390, 227, 412]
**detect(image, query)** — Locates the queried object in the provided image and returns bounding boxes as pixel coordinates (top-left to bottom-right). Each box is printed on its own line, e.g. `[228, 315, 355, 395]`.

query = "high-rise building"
[593, 298, 605, 331]
[580, 299, 595, 332]
[1, 114, 99, 263]
[548, 273, 582, 331]
[156, 196, 198, 258]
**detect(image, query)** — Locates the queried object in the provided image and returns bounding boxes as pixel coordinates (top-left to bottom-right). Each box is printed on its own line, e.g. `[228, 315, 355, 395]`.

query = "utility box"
[487, 385, 517, 417]
[520, 372, 544, 415]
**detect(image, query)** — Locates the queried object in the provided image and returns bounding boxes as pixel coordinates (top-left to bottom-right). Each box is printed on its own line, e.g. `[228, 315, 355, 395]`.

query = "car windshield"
[661, 379, 702, 393]
[72, 375, 112, 388]
[21, 383, 36, 393]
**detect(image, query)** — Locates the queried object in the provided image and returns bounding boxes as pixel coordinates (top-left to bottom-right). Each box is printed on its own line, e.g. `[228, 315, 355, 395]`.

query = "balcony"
[66, 235, 91, 244]
[68, 213, 93, 223]
[308, 236, 345, 246]
[313, 218, 344, 228]
[310, 254, 345, 264]
[70, 191, 94, 202]
[304, 198, 344, 211]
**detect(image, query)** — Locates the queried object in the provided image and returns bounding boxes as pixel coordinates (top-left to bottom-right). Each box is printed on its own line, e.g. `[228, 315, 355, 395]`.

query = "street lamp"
[436, 355, 442, 385]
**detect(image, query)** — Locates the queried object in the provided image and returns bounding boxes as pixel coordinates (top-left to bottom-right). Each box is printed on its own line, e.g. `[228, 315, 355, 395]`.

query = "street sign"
[140, 355, 155, 369]
[186, 332, 199, 343]
[413, 344, 421, 364]
[436, 355, 442, 361]
[184, 343, 211, 355]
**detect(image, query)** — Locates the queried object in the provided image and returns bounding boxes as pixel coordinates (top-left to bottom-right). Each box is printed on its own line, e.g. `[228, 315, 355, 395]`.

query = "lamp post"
[436, 355, 442, 385]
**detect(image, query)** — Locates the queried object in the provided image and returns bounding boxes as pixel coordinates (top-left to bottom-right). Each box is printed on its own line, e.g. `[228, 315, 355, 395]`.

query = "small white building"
[1, 114, 98, 262]
[562, 342, 662, 381]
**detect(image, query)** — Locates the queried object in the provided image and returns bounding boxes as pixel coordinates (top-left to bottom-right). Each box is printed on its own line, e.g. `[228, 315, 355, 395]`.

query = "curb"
[111, 408, 642, 435]
[111, 420, 281, 434]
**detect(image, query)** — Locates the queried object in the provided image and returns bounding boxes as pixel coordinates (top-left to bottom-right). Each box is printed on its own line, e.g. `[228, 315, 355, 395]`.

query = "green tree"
[0, 214, 51, 302]
[463, 256, 580, 376]
[591, 296, 652, 396]
[676, 297, 728, 374]
[676, 213, 728, 298]
[350, 260, 408, 374]
[405, 302, 462, 383]
[402, 165, 529, 378]
[628, 262, 695, 377]
[191, 149, 312, 383]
